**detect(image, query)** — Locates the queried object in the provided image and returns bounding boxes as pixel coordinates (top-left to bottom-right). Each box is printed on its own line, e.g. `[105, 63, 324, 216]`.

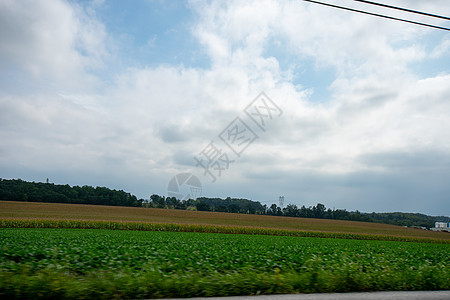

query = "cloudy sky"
[1, 0, 449, 215]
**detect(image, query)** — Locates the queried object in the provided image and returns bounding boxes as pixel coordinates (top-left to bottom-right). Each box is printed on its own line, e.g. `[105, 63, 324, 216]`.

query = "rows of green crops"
[0, 228, 449, 299]
[1, 219, 448, 243]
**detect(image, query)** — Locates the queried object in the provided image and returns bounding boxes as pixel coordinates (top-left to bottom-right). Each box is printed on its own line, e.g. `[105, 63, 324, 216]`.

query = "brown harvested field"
[1, 200, 449, 240]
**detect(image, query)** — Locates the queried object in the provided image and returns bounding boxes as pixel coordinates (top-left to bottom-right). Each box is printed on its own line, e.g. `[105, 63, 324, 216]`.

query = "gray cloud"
[359, 150, 450, 170]
[158, 124, 188, 143]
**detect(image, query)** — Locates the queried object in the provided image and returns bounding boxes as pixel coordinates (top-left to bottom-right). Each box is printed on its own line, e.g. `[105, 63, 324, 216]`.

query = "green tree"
[150, 194, 166, 208]
[196, 202, 211, 211]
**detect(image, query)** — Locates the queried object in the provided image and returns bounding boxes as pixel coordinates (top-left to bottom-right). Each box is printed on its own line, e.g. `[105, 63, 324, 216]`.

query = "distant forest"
[1, 178, 448, 228]
[0, 179, 142, 207]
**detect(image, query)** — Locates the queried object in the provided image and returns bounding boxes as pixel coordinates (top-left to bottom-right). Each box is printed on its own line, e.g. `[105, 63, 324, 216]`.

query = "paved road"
[164, 290, 450, 300]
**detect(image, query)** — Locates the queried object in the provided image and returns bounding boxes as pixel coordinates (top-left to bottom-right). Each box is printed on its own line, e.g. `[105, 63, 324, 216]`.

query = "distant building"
[431, 222, 450, 232]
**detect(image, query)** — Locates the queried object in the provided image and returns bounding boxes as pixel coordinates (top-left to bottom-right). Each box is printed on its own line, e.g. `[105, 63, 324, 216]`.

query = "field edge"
[1, 218, 448, 243]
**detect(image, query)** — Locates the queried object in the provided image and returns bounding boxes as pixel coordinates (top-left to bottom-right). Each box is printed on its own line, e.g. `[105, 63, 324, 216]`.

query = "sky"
[1, 0, 449, 216]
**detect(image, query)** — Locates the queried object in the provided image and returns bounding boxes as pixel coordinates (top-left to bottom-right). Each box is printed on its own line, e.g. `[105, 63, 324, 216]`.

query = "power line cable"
[301, 0, 450, 32]
[352, 0, 450, 21]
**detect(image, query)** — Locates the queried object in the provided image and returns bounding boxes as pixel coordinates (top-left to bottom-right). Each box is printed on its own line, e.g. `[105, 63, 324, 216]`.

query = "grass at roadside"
[0, 228, 449, 299]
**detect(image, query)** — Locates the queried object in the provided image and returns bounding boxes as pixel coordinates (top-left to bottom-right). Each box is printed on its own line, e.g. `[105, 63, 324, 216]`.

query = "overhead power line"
[301, 0, 450, 32]
[353, 0, 450, 21]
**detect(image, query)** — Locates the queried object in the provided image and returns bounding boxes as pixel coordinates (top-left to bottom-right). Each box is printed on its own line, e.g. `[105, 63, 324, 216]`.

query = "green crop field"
[1, 201, 449, 298]
[0, 228, 449, 299]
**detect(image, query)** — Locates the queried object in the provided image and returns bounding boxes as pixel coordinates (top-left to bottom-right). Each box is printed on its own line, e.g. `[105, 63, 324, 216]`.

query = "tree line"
[146, 195, 372, 222]
[0, 179, 142, 207]
[145, 194, 448, 228]
[145, 195, 266, 214]
[1, 178, 448, 228]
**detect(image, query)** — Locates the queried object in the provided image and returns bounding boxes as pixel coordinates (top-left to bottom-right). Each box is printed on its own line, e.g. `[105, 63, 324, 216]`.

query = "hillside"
[1, 178, 448, 228]
[1, 201, 448, 240]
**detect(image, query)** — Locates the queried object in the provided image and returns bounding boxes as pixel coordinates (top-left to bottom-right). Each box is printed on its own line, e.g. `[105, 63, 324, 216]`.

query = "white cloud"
[0, 0, 108, 90]
[431, 36, 450, 59]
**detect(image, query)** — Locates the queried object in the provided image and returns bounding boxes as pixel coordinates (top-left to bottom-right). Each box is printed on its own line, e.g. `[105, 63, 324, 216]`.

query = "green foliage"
[366, 212, 449, 228]
[197, 196, 265, 214]
[0, 228, 449, 299]
[0, 179, 142, 207]
[195, 201, 211, 211]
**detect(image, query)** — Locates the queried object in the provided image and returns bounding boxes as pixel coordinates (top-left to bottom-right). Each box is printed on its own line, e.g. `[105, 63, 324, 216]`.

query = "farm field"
[1, 200, 449, 240]
[0, 228, 449, 299]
